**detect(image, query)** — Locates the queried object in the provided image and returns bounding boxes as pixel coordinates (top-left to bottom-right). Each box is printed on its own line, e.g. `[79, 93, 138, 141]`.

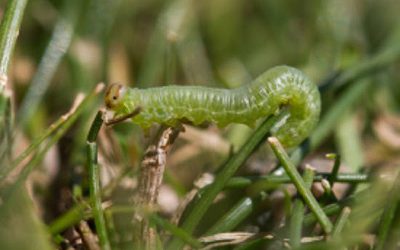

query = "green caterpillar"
[105, 65, 320, 147]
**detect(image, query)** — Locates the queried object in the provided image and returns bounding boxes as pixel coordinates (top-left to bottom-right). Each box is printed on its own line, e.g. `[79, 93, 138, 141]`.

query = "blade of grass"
[226, 172, 368, 189]
[0, 0, 28, 164]
[17, 0, 84, 126]
[302, 186, 386, 228]
[0, 0, 28, 75]
[205, 194, 266, 236]
[226, 173, 369, 188]
[167, 111, 289, 250]
[0, 84, 105, 183]
[332, 207, 351, 237]
[303, 201, 348, 227]
[290, 165, 315, 247]
[326, 153, 341, 186]
[104, 210, 118, 248]
[48, 202, 89, 235]
[323, 177, 392, 249]
[87, 111, 111, 250]
[374, 170, 400, 250]
[335, 111, 364, 172]
[268, 137, 333, 233]
[0, 93, 13, 162]
[149, 214, 202, 249]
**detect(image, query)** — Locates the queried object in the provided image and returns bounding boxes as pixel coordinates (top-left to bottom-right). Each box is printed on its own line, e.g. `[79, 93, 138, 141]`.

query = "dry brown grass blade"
[134, 125, 183, 249]
[76, 220, 101, 250]
[199, 232, 274, 250]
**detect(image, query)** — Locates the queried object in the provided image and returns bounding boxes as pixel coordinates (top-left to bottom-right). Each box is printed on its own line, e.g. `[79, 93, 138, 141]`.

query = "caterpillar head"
[105, 83, 127, 110]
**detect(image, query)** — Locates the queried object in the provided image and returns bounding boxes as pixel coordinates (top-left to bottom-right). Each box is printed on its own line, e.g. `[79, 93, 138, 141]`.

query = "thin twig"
[104, 107, 142, 126]
[135, 125, 182, 249]
[76, 220, 101, 250]
[199, 232, 273, 250]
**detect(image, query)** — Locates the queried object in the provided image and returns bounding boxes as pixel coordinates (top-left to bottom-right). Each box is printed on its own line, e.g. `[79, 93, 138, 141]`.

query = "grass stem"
[332, 207, 351, 237]
[87, 111, 111, 250]
[268, 137, 333, 233]
[0, 0, 28, 75]
[326, 154, 341, 186]
[226, 172, 368, 189]
[290, 165, 315, 247]
[374, 170, 400, 250]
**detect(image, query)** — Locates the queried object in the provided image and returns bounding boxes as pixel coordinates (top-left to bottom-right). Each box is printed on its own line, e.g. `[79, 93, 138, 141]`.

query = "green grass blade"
[226, 173, 369, 189]
[87, 111, 111, 250]
[48, 202, 88, 235]
[268, 137, 333, 233]
[149, 214, 202, 249]
[374, 170, 400, 250]
[0, 0, 28, 164]
[17, 0, 83, 126]
[332, 207, 351, 237]
[0, 0, 28, 75]
[290, 166, 315, 247]
[205, 195, 265, 236]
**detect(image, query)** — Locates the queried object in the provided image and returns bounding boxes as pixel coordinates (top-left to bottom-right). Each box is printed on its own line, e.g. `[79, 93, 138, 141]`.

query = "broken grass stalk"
[268, 136, 333, 234]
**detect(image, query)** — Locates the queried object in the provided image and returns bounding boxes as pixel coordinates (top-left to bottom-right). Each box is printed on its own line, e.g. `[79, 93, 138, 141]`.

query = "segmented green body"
[106, 66, 321, 147]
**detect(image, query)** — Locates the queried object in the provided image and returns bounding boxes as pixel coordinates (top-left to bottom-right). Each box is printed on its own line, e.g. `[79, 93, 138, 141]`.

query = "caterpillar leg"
[105, 107, 142, 126]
